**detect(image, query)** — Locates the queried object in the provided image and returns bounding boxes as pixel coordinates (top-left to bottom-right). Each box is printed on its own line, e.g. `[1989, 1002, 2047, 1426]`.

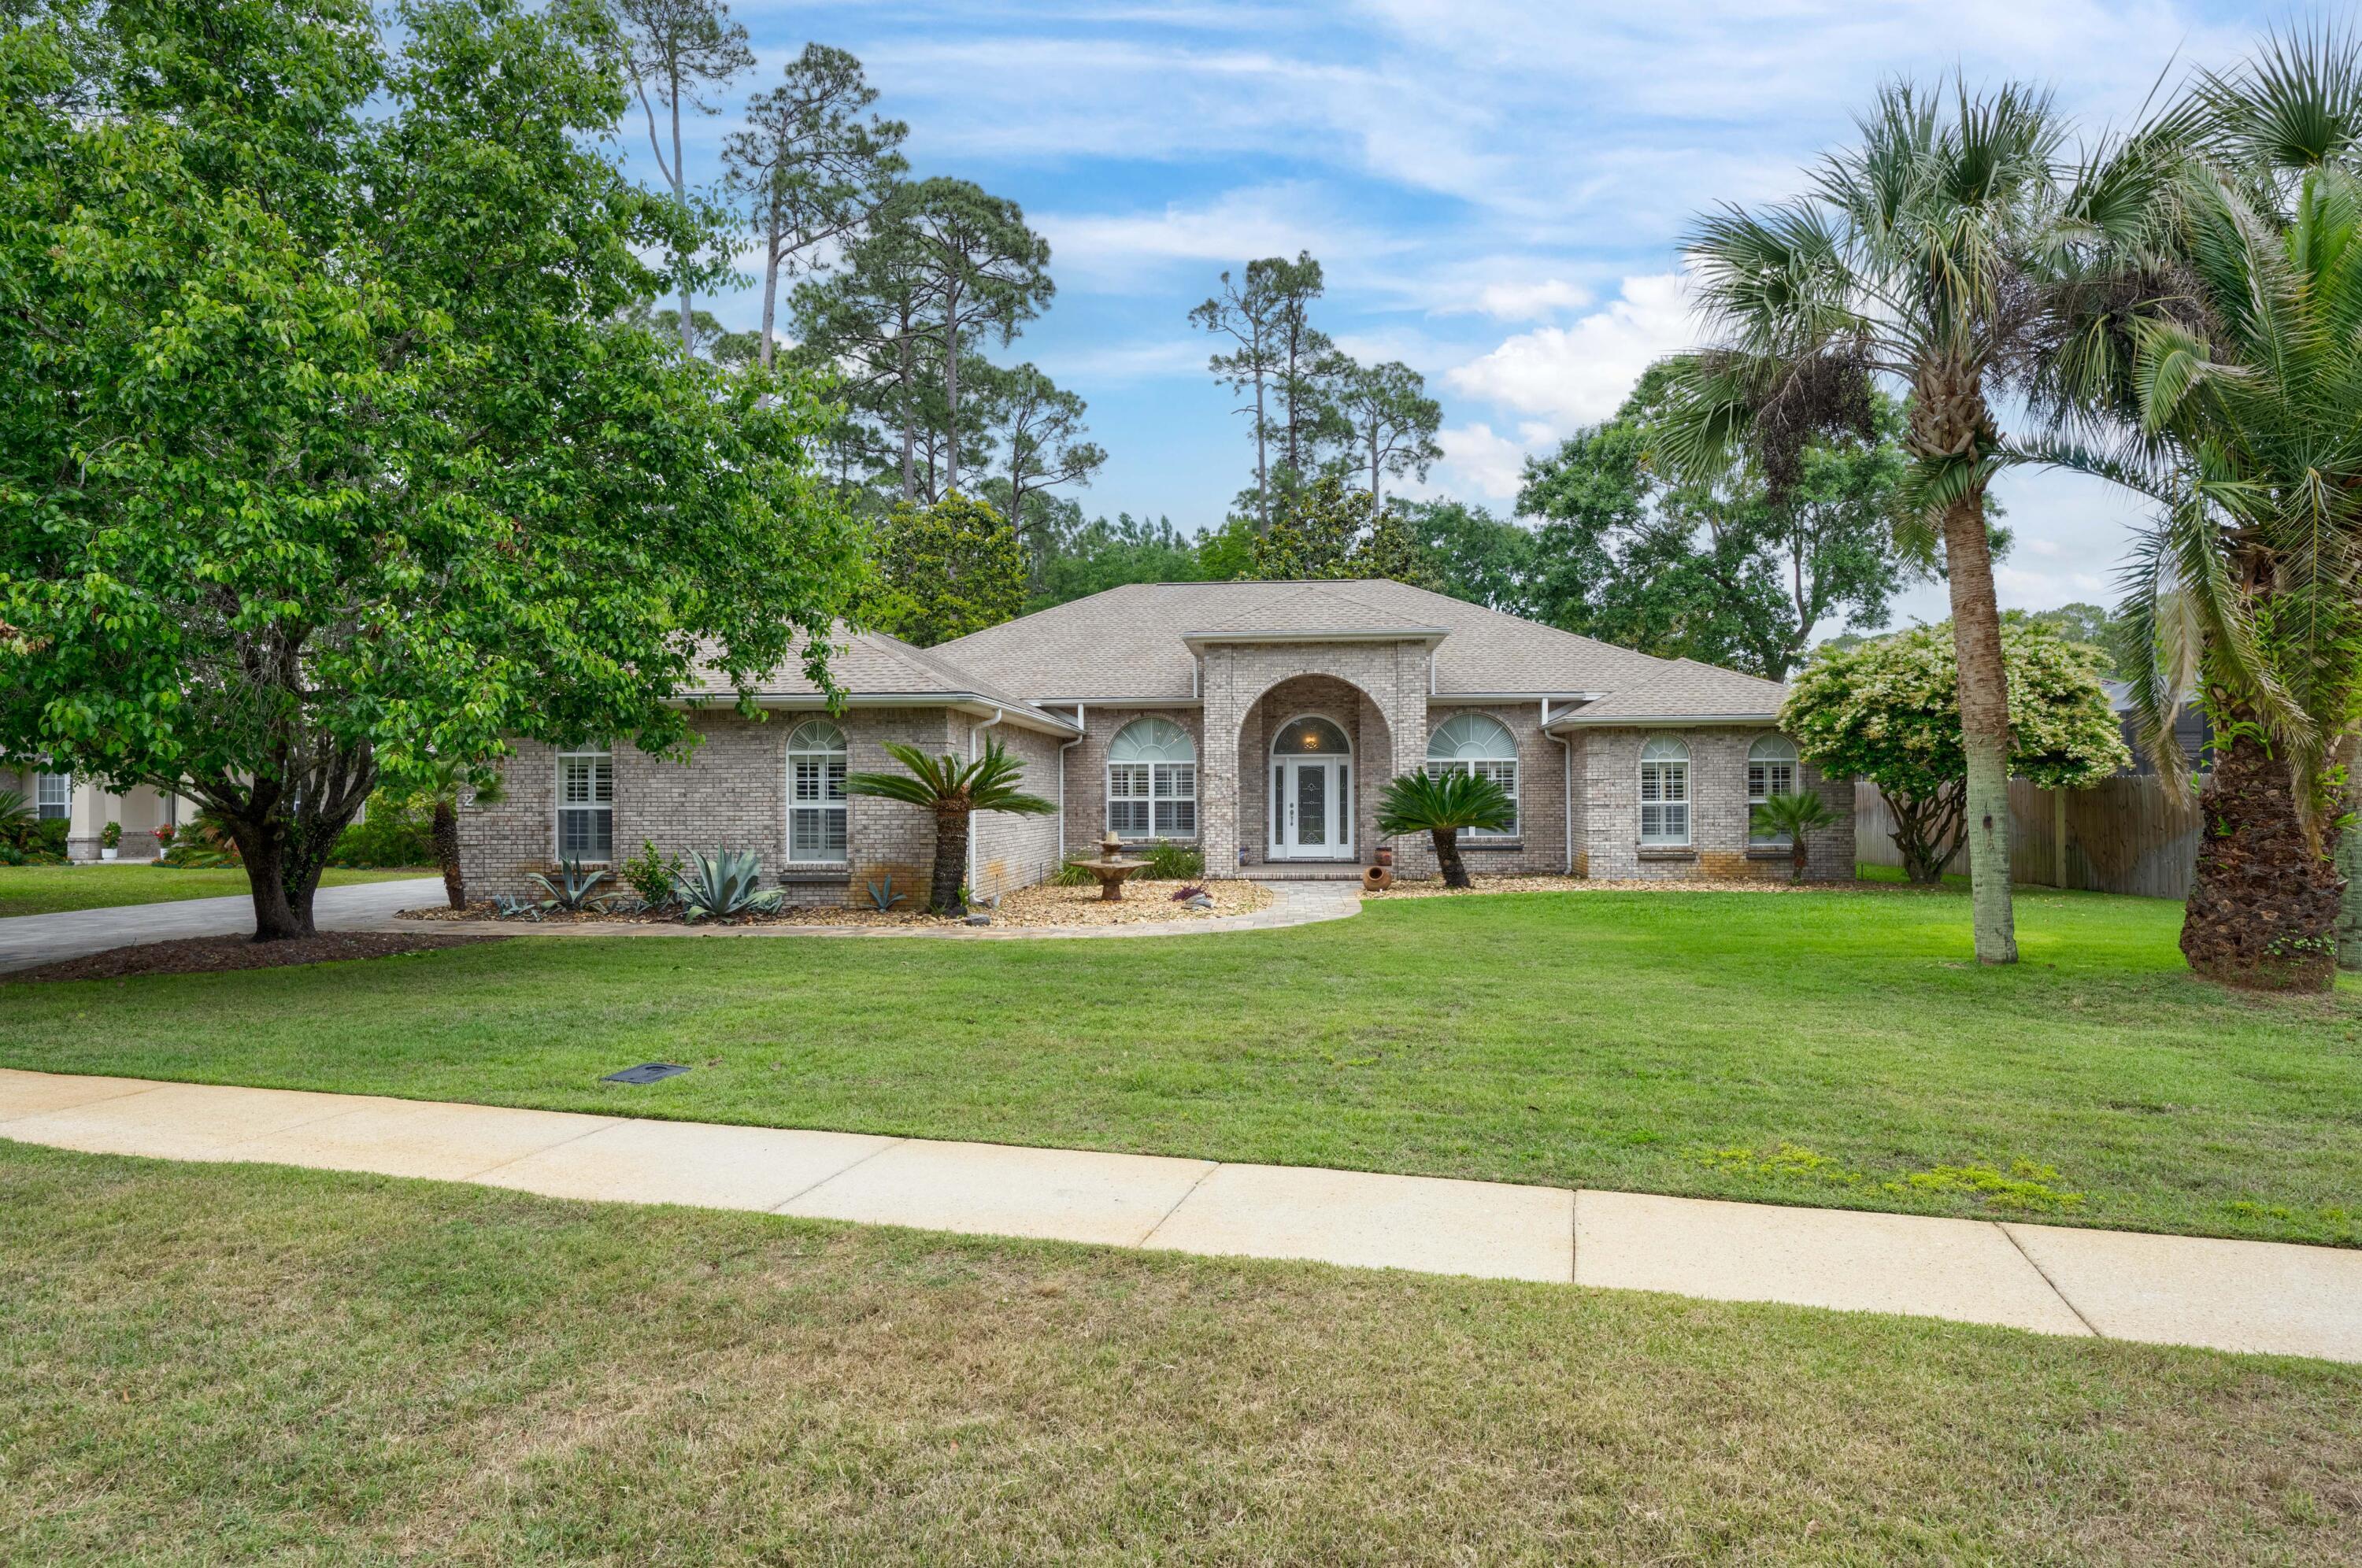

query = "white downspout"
[1057, 704, 1085, 867]
[969, 707, 1004, 899]
[1546, 699, 1575, 875]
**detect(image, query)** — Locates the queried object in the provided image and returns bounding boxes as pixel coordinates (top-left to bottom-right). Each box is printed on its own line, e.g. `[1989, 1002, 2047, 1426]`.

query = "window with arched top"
[1272, 716, 1349, 756]
[787, 719, 848, 863]
[1426, 712, 1519, 837]
[1747, 734, 1800, 845]
[1639, 735, 1690, 846]
[1108, 717, 1197, 838]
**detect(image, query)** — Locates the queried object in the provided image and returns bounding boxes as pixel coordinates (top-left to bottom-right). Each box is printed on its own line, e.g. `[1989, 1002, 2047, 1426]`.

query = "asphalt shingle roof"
[679, 627, 1075, 731]
[930, 580, 1679, 701]
[1545, 658, 1789, 725]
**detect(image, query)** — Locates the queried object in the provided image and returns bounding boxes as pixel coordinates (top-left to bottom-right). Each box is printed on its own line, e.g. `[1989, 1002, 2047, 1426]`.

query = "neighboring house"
[457, 579, 1855, 902]
[0, 760, 182, 861]
[2100, 681, 2212, 775]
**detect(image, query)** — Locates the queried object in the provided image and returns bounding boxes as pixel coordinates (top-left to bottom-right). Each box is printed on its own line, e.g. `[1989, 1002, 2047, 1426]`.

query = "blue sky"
[650, 0, 2276, 627]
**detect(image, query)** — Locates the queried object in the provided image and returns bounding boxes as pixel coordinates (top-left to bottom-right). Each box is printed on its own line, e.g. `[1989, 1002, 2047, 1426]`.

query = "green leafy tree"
[1658, 80, 2148, 962]
[867, 495, 1027, 646]
[1190, 253, 1329, 531]
[2021, 604, 2128, 678]
[0, 0, 861, 940]
[1023, 508, 1201, 611]
[972, 362, 1106, 567]
[1249, 473, 1438, 587]
[1401, 500, 1538, 615]
[722, 43, 906, 368]
[1520, 368, 1921, 678]
[1324, 356, 1445, 515]
[890, 178, 1054, 497]
[2031, 30, 2362, 989]
[609, 0, 753, 355]
[845, 738, 1053, 914]
[1378, 769, 1513, 889]
[1781, 622, 2127, 884]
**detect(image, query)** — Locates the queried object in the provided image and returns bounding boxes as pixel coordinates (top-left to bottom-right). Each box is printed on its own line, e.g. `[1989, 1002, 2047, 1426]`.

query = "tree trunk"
[433, 798, 465, 911]
[1938, 489, 2017, 963]
[1791, 838, 1809, 883]
[942, 290, 961, 496]
[237, 828, 311, 941]
[1253, 373, 1270, 533]
[1431, 827, 1469, 889]
[759, 214, 782, 369]
[2180, 713, 2342, 991]
[1886, 784, 1961, 885]
[2336, 730, 2362, 972]
[670, 71, 694, 357]
[932, 806, 970, 915]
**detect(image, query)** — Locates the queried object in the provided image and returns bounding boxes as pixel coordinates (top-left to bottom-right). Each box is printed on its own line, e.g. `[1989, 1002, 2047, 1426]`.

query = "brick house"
[458, 579, 1853, 902]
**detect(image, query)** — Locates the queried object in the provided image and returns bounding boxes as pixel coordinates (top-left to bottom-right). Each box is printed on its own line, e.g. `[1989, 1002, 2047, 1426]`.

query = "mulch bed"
[7, 931, 506, 983]
[400, 878, 1275, 930]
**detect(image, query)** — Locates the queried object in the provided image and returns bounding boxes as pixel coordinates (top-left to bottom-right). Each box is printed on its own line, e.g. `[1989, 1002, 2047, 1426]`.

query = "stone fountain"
[1072, 830, 1147, 902]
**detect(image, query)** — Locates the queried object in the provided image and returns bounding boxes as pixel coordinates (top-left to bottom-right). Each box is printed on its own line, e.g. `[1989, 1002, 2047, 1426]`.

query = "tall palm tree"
[2031, 31, 2362, 989]
[846, 738, 1054, 915]
[1659, 80, 2137, 965]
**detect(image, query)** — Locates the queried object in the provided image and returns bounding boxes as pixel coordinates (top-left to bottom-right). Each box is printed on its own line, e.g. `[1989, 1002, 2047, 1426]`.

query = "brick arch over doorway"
[1199, 642, 1429, 874]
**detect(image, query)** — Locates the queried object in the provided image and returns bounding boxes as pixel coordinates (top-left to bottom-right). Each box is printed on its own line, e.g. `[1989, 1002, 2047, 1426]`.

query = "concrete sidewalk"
[4, 1067, 2355, 1363]
[0, 876, 444, 974]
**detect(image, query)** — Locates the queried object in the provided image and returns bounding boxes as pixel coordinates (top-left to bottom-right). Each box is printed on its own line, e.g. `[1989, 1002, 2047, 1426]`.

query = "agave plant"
[1749, 790, 1838, 883]
[528, 858, 615, 913]
[1377, 769, 1514, 889]
[674, 848, 784, 923]
[0, 789, 31, 851]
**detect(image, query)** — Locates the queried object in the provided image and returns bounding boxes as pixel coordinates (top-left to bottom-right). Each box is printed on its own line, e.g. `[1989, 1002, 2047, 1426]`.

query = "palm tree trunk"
[432, 798, 465, 911]
[1939, 490, 2017, 963]
[2182, 706, 2341, 991]
[1431, 827, 1469, 889]
[2336, 730, 2362, 973]
[932, 807, 969, 915]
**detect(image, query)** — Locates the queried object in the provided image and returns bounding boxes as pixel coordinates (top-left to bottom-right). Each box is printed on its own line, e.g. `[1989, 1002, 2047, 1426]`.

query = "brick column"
[1200, 647, 1242, 878]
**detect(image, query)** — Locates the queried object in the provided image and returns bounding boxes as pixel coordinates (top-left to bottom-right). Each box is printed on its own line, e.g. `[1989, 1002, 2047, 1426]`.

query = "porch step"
[1239, 864, 1367, 882]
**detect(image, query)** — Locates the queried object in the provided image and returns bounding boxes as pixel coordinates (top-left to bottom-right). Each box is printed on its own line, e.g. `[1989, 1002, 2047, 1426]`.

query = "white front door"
[1271, 758, 1351, 860]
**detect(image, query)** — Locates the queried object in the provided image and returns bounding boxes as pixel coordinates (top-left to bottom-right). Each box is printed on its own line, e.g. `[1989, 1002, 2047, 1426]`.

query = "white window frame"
[1639, 736, 1690, 846]
[34, 771, 71, 821]
[1106, 718, 1198, 840]
[554, 744, 613, 862]
[787, 720, 849, 864]
[1747, 734, 1801, 845]
[1424, 712, 1520, 838]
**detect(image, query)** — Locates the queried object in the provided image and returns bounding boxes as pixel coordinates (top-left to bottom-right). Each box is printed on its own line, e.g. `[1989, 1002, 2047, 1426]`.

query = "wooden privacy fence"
[1853, 775, 2204, 899]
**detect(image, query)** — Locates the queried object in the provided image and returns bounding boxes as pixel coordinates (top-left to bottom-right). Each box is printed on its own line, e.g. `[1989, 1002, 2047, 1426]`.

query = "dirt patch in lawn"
[7, 931, 506, 983]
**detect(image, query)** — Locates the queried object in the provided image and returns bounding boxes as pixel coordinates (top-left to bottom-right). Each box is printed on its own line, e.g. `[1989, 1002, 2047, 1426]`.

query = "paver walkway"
[6, 1068, 2356, 1363]
[0, 876, 443, 974]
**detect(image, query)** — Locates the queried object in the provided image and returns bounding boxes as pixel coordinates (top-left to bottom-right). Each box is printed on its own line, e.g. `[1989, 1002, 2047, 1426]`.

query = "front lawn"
[11, 884, 2356, 1247]
[0, 864, 431, 919]
[3, 1144, 2353, 1564]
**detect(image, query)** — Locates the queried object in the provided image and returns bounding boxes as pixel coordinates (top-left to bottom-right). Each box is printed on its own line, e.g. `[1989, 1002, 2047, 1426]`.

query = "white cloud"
[1448, 276, 1593, 321]
[1426, 420, 1557, 505]
[1445, 272, 1696, 430]
[1035, 183, 1394, 292]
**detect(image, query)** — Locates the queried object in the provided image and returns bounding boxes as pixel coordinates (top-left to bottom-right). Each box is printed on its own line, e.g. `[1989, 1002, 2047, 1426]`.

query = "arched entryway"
[1268, 715, 1352, 860]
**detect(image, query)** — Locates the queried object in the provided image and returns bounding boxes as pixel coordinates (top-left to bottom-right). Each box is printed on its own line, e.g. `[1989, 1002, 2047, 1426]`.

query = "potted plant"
[100, 821, 121, 861]
[152, 823, 176, 852]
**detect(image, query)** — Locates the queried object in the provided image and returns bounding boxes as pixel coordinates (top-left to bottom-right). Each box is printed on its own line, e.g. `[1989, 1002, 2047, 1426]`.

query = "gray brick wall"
[1581, 725, 1853, 882]
[1390, 702, 1575, 878]
[968, 719, 1064, 902]
[1061, 706, 1200, 857]
[1199, 641, 1428, 878]
[458, 707, 1072, 908]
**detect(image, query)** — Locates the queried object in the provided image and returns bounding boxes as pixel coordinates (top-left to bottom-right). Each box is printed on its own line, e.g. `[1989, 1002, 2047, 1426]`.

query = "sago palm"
[2030, 30, 2362, 988]
[1377, 769, 1512, 890]
[1749, 790, 1838, 883]
[846, 738, 1054, 914]
[1657, 79, 2164, 965]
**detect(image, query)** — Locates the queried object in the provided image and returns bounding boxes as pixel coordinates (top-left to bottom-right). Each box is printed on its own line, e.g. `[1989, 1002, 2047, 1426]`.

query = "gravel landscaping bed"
[1373, 874, 1853, 897]
[400, 878, 1273, 930]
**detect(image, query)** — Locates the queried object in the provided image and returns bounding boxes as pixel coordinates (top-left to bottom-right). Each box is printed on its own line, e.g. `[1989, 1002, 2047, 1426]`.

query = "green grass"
[9, 883, 2356, 1247]
[2, 1143, 2355, 1565]
[0, 864, 431, 919]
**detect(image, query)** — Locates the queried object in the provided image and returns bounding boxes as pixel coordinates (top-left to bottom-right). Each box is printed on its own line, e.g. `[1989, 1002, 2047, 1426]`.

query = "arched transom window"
[1747, 734, 1799, 845]
[1639, 735, 1690, 846]
[1272, 716, 1349, 756]
[787, 720, 848, 863]
[1108, 717, 1197, 838]
[1426, 712, 1518, 837]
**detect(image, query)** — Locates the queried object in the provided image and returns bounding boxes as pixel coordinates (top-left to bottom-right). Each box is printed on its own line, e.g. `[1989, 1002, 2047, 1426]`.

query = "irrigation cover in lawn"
[602, 1063, 691, 1085]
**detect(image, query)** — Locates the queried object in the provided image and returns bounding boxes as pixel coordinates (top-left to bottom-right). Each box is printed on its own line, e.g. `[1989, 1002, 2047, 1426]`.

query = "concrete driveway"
[0, 877, 442, 974]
